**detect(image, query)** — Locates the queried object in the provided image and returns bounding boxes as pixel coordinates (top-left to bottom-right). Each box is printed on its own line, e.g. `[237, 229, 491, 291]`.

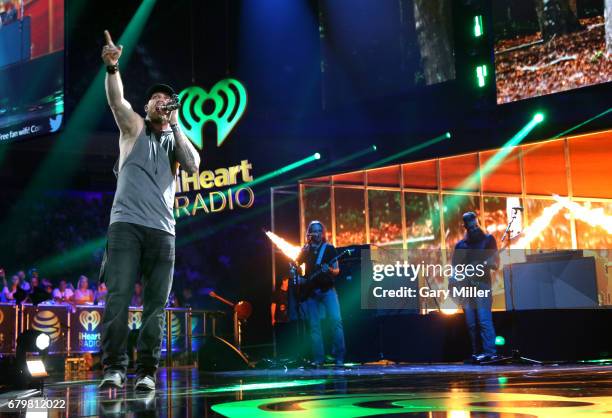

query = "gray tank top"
[109, 123, 177, 235]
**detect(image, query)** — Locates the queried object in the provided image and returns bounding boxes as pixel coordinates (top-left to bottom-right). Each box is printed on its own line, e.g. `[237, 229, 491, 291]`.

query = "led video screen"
[319, 0, 455, 106]
[494, 0, 611, 104]
[0, 0, 64, 143]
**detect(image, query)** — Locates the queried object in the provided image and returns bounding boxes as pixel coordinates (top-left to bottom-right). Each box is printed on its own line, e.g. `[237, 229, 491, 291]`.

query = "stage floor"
[3, 363, 612, 417]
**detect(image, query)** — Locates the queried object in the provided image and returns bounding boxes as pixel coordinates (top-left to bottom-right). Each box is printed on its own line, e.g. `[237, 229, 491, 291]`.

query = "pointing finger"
[104, 30, 115, 46]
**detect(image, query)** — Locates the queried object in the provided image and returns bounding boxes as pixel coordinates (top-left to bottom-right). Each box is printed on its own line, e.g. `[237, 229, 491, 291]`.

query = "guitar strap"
[315, 242, 328, 266]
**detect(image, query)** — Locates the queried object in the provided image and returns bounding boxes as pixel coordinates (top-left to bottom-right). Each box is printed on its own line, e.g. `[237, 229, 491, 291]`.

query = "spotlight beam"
[285, 145, 377, 184]
[240, 153, 321, 190]
[457, 114, 544, 193]
[444, 114, 544, 215]
[365, 132, 450, 170]
[33, 237, 108, 277]
[552, 107, 612, 139]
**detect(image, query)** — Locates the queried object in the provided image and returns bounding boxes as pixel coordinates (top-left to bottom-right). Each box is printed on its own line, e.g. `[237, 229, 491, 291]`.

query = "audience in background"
[53, 280, 74, 303]
[42, 279, 53, 295]
[1, 267, 201, 309]
[95, 282, 107, 305]
[17, 270, 29, 292]
[0, 270, 8, 303]
[73, 275, 94, 304]
[28, 268, 39, 282]
[2, 275, 20, 302]
[130, 282, 143, 307]
[30, 276, 40, 292]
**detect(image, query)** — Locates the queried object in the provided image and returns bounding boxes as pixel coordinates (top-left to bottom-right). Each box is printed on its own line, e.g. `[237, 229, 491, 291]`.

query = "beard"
[148, 112, 167, 124]
[466, 226, 486, 243]
[308, 236, 322, 247]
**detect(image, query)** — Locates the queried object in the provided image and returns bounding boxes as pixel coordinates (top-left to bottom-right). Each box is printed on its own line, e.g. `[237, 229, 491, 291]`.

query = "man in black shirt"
[295, 221, 345, 366]
[452, 212, 500, 363]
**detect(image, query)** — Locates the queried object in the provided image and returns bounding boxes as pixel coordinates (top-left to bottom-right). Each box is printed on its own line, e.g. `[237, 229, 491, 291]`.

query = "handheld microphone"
[157, 101, 179, 112]
[156, 94, 180, 112]
[512, 206, 524, 211]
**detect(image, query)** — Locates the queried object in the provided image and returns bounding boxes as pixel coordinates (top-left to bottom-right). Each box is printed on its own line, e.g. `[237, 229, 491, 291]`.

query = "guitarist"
[452, 212, 500, 363]
[295, 221, 346, 367]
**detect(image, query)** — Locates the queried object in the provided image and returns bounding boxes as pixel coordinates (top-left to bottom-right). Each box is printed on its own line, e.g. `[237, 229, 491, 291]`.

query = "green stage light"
[495, 335, 506, 346]
[473, 15, 484, 37]
[552, 107, 611, 139]
[287, 145, 377, 182]
[533, 112, 544, 123]
[242, 153, 321, 189]
[476, 64, 488, 87]
[498, 376, 508, 385]
[445, 132, 451, 139]
[34, 236, 107, 277]
[366, 132, 450, 170]
[445, 114, 544, 210]
[579, 358, 612, 364]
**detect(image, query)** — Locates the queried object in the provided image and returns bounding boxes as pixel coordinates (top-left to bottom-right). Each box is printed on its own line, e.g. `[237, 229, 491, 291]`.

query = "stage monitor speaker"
[197, 336, 249, 371]
[504, 256, 599, 310]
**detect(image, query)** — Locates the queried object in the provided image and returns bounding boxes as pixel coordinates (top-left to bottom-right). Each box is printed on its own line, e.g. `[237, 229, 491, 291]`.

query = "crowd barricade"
[0, 303, 227, 363]
[0, 303, 18, 353]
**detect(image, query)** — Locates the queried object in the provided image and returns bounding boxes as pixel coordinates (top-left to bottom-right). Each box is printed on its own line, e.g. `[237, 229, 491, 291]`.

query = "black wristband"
[170, 123, 180, 131]
[106, 64, 119, 74]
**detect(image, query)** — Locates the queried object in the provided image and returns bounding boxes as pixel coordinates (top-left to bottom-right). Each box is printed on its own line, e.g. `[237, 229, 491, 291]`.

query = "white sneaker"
[99, 371, 125, 389]
[135, 375, 156, 391]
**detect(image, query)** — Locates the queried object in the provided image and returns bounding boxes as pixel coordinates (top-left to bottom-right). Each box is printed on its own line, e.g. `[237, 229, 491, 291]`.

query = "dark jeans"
[303, 288, 346, 364]
[100, 222, 175, 376]
[463, 279, 496, 356]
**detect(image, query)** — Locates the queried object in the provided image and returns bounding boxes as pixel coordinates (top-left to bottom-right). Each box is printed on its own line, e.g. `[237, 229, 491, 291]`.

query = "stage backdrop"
[298, 129, 612, 312]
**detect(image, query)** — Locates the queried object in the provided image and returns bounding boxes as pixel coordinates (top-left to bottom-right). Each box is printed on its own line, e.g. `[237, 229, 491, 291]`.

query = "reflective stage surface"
[5, 363, 612, 417]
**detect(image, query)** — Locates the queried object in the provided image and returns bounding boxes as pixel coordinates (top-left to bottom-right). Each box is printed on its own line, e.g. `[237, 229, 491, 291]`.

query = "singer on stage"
[98, 30, 200, 390]
[295, 221, 346, 367]
[453, 212, 500, 363]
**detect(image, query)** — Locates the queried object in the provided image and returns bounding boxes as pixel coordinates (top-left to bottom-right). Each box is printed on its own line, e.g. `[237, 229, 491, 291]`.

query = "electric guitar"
[290, 248, 352, 301]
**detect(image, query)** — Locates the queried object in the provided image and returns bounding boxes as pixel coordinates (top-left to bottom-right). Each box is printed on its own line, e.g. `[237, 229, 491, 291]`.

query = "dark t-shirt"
[271, 288, 290, 323]
[296, 243, 339, 293]
[453, 233, 499, 282]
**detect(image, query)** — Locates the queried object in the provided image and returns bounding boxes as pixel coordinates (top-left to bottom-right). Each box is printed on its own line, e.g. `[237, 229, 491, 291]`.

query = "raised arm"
[101, 30, 142, 137]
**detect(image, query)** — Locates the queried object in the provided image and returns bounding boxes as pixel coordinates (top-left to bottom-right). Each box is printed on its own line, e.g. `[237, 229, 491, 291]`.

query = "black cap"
[145, 83, 176, 101]
[462, 211, 478, 226]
